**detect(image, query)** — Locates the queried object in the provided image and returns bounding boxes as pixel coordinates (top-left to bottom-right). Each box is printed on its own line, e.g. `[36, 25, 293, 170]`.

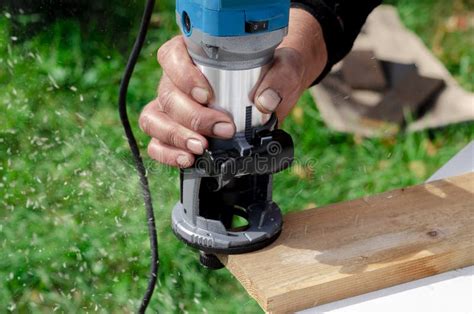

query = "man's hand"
[140, 8, 327, 168]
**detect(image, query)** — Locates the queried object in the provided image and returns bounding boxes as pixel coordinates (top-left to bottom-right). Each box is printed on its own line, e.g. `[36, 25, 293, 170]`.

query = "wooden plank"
[219, 173, 474, 313]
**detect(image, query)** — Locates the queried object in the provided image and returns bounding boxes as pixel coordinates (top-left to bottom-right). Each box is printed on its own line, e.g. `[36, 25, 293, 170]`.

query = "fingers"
[254, 48, 306, 120]
[139, 98, 208, 155]
[157, 75, 235, 138]
[147, 138, 195, 168]
[145, 35, 236, 169]
[140, 73, 236, 168]
[157, 36, 213, 104]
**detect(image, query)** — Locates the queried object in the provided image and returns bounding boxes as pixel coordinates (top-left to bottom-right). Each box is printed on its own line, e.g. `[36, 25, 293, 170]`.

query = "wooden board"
[219, 173, 474, 313]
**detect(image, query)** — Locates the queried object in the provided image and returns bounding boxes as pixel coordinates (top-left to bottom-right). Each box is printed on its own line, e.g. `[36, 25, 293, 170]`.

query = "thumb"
[254, 48, 305, 119]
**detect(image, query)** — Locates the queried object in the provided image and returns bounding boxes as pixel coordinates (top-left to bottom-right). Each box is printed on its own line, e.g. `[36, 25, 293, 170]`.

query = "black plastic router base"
[172, 228, 282, 268]
[173, 227, 282, 255]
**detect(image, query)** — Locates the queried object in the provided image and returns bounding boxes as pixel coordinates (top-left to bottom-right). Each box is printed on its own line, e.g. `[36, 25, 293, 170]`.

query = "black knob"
[199, 252, 224, 270]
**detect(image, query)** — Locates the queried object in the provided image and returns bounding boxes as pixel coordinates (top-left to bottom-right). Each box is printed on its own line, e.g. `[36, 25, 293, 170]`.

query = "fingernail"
[191, 87, 210, 104]
[177, 155, 192, 168]
[186, 139, 204, 155]
[257, 89, 281, 112]
[213, 122, 235, 138]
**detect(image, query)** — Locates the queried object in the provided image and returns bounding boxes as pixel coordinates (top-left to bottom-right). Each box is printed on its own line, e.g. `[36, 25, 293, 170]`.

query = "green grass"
[1, 1, 473, 313]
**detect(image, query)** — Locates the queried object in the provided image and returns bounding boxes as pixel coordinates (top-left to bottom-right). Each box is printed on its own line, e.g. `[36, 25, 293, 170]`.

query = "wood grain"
[219, 173, 474, 313]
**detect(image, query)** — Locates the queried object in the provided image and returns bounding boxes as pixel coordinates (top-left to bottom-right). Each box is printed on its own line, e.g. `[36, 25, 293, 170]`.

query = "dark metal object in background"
[322, 50, 446, 125]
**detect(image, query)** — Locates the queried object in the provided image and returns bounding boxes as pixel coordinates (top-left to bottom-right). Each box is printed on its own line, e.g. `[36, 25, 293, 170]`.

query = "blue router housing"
[176, 0, 290, 37]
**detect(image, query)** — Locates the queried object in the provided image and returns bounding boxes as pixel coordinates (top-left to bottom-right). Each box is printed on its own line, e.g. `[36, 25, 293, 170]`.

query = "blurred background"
[0, 0, 472, 312]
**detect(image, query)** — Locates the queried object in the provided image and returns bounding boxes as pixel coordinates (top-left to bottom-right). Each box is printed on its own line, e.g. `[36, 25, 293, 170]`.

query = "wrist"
[279, 8, 328, 88]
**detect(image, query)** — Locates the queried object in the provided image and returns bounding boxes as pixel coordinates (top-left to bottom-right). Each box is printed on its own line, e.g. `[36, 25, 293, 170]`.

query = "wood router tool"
[119, 1, 293, 311]
[171, 0, 294, 269]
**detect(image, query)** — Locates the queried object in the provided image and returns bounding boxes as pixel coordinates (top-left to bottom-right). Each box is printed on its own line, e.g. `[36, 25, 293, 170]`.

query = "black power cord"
[118, 0, 158, 313]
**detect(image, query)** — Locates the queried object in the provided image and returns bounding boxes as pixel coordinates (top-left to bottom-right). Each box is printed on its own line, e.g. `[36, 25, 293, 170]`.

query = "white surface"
[298, 266, 474, 313]
[427, 141, 474, 182]
[298, 142, 474, 313]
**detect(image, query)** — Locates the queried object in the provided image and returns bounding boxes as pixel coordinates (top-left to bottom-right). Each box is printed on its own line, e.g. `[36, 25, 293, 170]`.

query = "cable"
[118, 0, 158, 313]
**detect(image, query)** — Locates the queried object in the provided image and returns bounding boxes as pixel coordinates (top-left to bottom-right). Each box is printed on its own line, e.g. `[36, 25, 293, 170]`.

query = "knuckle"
[284, 67, 302, 86]
[189, 112, 205, 132]
[139, 112, 152, 135]
[275, 51, 305, 88]
[157, 43, 171, 65]
[171, 70, 184, 82]
[166, 126, 182, 147]
[157, 36, 181, 65]
[158, 90, 174, 113]
[147, 142, 153, 156]
[147, 142, 158, 159]
[175, 72, 193, 91]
